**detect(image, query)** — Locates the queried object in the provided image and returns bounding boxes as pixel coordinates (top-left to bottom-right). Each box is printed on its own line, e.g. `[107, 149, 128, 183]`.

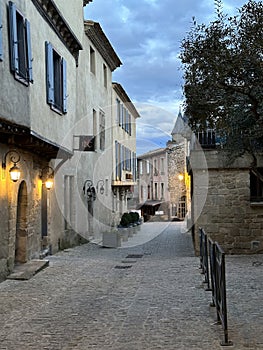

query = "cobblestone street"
[0, 222, 262, 350]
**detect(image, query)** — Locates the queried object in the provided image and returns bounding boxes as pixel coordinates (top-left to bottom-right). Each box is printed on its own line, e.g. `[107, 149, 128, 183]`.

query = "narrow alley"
[0, 222, 262, 350]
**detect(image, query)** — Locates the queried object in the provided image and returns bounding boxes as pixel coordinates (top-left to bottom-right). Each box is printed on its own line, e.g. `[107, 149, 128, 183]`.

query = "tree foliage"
[180, 0, 263, 163]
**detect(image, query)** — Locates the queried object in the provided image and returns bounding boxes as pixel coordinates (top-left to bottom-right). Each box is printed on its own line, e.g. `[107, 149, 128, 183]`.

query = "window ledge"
[250, 202, 263, 207]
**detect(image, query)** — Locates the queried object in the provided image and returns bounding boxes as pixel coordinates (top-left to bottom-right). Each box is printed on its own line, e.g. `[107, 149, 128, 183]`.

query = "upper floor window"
[116, 98, 121, 125]
[103, 63, 107, 87]
[139, 161, 143, 175]
[93, 109, 97, 151]
[250, 168, 263, 202]
[99, 110, 105, 151]
[45, 41, 67, 114]
[8, 1, 33, 84]
[161, 158, 165, 174]
[154, 159, 158, 175]
[0, 6, 3, 61]
[90, 46, 95, 74]
[146, 160, 150, 174]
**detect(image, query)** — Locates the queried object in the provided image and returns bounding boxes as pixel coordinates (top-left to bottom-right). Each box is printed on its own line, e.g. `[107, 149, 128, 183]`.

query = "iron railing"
[199, 228, 211, 290]
[199, 228, 233, 346]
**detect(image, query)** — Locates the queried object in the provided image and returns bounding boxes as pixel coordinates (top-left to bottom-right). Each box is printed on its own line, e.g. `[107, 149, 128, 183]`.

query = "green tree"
[180, 0, 263, 165]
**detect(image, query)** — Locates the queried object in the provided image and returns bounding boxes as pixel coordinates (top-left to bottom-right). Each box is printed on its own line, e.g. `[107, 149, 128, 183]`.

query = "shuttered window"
[8, 1, 33, 84]
[45, 41, 67, 114]
[0, 5, 3, 61]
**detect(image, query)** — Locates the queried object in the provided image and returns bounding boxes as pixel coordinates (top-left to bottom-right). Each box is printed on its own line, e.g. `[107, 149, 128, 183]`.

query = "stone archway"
[15, 181, 28, 263]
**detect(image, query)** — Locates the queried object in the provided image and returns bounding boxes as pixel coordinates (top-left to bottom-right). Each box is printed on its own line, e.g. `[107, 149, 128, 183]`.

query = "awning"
[137, 200, 165, 209]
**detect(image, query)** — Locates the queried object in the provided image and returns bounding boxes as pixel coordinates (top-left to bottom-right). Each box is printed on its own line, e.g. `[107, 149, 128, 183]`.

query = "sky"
[84, 0, 248, 155]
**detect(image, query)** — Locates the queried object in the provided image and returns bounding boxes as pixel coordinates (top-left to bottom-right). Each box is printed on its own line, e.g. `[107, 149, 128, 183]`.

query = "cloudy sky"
[84, 0, 247, 155]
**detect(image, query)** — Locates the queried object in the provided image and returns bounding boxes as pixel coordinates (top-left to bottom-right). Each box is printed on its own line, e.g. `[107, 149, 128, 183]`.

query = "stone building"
[0, 0, 140, 280]
[187, 128, 263, 254]
[137, 111, 191, 222]
[167, 110, 191, 220]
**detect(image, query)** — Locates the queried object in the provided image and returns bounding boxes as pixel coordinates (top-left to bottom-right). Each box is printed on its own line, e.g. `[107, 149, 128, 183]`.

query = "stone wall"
[193, 167, 263, 254]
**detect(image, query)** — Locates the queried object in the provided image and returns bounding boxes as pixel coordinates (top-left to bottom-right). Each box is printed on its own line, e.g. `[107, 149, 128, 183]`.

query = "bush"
[130, 212, 139, 223]
[120, 212, 132, 227]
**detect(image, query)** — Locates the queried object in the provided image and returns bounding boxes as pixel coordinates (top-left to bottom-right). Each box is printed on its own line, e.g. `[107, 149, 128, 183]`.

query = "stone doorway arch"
[15, 181, 28, 263]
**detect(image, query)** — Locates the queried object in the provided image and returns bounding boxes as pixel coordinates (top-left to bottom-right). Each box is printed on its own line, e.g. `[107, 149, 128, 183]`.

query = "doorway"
[15, 181, 28, 263]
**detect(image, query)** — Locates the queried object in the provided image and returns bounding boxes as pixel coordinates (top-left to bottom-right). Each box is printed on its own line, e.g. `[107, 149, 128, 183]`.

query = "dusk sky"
[84, 0, 248, 155]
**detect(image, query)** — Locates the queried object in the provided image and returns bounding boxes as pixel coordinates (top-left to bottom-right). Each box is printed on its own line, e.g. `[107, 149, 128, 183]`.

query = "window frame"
[0, 4, 3, 62]
[45, 41, 67, 114]
[250, 168, 263, 202]
[8, 1, 33, 84]
[90, 46, 95, 74]
[99, 110, 105, 151]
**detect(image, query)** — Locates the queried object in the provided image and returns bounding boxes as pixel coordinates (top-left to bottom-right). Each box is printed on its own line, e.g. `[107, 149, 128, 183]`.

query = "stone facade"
[189, 148, 263, 255]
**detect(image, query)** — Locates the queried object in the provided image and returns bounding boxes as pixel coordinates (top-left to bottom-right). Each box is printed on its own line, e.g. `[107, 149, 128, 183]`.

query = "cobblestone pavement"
[0, 222, 262, 350]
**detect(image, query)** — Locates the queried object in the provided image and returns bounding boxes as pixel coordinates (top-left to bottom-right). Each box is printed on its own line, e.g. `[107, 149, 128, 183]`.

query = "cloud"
[85, 0, 247, 153]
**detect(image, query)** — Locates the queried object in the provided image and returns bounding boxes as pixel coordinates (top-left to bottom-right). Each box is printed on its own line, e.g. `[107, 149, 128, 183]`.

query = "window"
[250, 168, 263, 202]
[99, 110, 105, 151]
[139, 161, 143, 175]
[90, 46, 95, 74]
[116, 99, 121, 125]
[0, 5, 3, 61]
[45, 42, 67, 114]
[147, 185, 151, 200]
[128, 114, 131, 135]
[103, 63, 107, 87]
[154, 159, 158, 175]
[8, 1, 33, 84]
[146, 160, 150, 174]
[161, 183, 164, 199]
[93, 109, 97, 151]
[155, 183, 158, 199]
[161, 158, 165, 174]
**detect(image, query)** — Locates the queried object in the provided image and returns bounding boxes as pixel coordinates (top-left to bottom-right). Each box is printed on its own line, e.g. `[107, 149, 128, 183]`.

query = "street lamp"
[40, 166, 54, 190]
[96, 179, 105, 195]
[2, 149, 21, 182]
[83, 179, 96, 201]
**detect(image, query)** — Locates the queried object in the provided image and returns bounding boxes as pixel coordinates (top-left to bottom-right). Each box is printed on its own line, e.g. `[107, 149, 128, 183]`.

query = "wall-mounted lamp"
[2, 149, 21, 182]
[83, 179, 96, 201]
[178, 174, 184, 181]
[96, 179, 105, 195]
[40, 166, 54, 190]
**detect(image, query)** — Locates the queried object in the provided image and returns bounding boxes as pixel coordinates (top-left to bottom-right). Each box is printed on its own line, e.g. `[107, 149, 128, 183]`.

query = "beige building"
[111, 82, 140, 220]
[0, 0, 139, 280]
[137, 148, 170, 220]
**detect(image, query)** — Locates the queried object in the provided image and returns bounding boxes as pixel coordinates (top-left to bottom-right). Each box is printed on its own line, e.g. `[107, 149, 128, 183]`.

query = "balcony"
[196, 129, 216, 149]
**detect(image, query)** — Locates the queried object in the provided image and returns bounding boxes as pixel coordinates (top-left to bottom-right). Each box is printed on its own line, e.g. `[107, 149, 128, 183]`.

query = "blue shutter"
[62, 57, 67, 113]
[0, 5, 3, 61]
[45, 41, 54, 104]
[9, 1, 19, 73]
[115, 141, 118, 180]
[25, 19, 33, 82]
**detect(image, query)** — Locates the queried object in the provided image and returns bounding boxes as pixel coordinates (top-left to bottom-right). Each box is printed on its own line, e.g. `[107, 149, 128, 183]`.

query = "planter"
[102, 231, 121, 248]
[118, 227, 129, 242]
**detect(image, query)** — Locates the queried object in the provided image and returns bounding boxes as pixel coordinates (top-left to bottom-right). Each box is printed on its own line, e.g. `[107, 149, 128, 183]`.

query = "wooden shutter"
[9, 1, 19, 73]
[25, 19, 33, 82]
[62, 57, 67, 113]
[0, 5, 3, 61]
[45, 41, 54, 104]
